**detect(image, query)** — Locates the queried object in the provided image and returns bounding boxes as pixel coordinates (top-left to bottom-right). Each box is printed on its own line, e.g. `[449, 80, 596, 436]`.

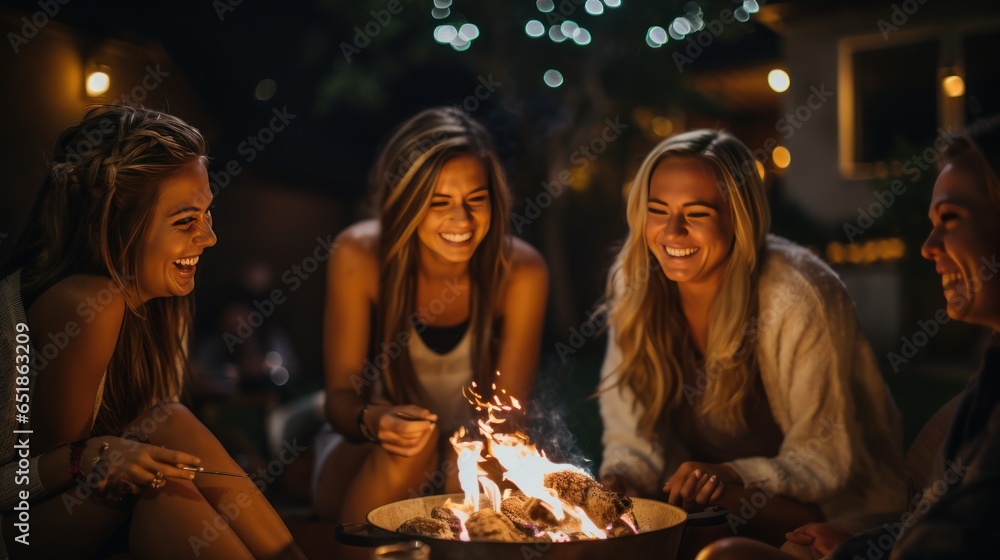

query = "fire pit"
[335, 377, 728, 557]
[337, 493, 726, 560]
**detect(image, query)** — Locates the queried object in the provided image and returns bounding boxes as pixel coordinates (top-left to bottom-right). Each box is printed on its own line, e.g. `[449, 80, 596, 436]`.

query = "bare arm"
[24, 276, 200, 497]
[493, 238, 548, 402]
[322, 224, 438, 455]
[29, 275, 126, 449]
[322, 225, 380, 440]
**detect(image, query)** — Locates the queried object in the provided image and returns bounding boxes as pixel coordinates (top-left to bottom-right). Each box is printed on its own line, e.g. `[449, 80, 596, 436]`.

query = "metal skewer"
[181, 466, 245, 477]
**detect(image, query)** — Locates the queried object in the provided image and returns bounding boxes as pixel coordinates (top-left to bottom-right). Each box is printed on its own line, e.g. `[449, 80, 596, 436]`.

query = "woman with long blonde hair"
[314, 107, 548, 522]
[599, 129, 906, 543]
[0, 105, 304, 559]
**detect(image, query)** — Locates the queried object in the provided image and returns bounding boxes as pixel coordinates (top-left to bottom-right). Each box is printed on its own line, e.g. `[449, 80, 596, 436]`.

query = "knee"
[124, 402, 201, 442]
[695, 537, 763, 560]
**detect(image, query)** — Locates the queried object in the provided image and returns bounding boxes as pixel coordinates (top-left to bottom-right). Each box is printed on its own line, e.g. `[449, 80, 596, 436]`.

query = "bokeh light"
[768, 69, 790, 92]
[254, 78, 277, 101]
[434, 25, 458, 44]
[525, 20, 545, 38]
[85, 70, 110, 97]
[543, 69, 564, 88]
[772, 146, 791, 168]
[942, 75, 965, 97]
[458, 24, 480, 41]
[646, 26, 668, 48]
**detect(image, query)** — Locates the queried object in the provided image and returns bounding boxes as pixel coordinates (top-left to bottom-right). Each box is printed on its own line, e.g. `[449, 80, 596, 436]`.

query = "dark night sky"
[0, 0, 784, 205]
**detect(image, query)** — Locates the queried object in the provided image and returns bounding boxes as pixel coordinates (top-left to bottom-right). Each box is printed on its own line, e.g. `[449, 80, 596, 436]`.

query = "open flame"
[445, 374, 609, 541]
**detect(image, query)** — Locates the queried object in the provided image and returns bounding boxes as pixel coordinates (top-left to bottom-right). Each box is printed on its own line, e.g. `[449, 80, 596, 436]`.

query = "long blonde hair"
[604, 129, 770, 436]
[369, 107, 511, 406]
[11, 105, 206, 435]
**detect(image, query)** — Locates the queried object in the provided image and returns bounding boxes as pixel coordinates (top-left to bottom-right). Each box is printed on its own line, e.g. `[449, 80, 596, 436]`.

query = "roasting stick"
[181, 466, 246, 477]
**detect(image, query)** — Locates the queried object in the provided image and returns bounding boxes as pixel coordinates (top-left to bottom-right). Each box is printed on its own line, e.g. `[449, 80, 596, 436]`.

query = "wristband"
[357, 404, 380, 443]
[68, 439, 88, 481]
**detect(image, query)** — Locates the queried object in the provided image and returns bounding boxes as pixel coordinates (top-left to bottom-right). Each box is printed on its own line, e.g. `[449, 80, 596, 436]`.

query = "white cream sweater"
[598, 235, 908, 521]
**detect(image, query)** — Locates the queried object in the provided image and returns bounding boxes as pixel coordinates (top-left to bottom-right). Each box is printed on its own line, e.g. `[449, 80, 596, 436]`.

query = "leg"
[312, 429, 375, 520]
[128, 478, 254, 560]
[125, 402, 302, 559]
[695, 537, 804, 560]
[338, 427, 441, 523]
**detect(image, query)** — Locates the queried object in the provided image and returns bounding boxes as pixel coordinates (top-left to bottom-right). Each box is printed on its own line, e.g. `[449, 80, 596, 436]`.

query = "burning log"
[396, 517, 454, 540]
[543, 471, 635, 529]
[501, 490, 559, 534]
[431, 506, 463, 537]
[465, 508, 524, 542]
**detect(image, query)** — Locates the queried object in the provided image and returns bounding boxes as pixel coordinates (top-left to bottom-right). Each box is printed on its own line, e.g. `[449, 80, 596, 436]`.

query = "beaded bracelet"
[357, 404, 380, 444]
[68, 439, 88, 481]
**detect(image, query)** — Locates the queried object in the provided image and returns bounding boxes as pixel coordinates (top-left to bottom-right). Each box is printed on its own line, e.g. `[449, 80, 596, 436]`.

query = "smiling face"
[921, 160, 1000, 328]
[137, 159, 217, 302]
[645, 157, 735, 294]
[415, 154, 491, 268]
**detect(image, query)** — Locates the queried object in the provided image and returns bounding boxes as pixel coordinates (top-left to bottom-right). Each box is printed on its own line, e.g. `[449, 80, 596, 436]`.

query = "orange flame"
[446, 373, 608, 540]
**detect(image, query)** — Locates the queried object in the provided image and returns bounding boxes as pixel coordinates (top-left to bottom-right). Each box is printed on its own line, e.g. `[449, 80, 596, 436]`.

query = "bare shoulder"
[504, 237, 548, 296]
[332, 220, 380, 262]
[327, 220, 380, 298]
[28, 274, 126, 344]
[508, 237, 548, 278]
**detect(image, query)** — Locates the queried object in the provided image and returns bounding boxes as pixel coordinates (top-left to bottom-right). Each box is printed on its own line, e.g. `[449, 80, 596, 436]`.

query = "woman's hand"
[784, 522, 855, 557]
[662, 461, 738, 510]
[370, 405, 438, 458]
[81, 436, 202, 500]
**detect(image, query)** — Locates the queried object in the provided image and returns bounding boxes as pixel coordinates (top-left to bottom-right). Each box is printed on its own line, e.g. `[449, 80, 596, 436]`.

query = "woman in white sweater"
[598, 129, 906, 544]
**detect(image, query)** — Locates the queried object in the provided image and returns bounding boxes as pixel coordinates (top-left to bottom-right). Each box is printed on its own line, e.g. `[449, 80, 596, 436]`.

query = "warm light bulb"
[768, 69, 790, 93]
[772, 146, 791, 168]
[942, 75, 965, 98]
[86, 70, 110, 97]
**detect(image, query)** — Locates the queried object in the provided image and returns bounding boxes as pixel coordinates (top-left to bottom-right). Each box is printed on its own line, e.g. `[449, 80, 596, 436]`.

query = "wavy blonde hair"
[11, 105, 206, 435]
[369, 107, 511, 406]
[604, 129, 770, 436]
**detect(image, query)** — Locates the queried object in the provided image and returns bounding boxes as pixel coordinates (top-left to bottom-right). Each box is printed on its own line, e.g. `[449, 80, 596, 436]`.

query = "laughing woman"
[314, 107, 548, 522]
[0, 106, 303, 559]
[598, 130, 906, 543]
[698, 117, 1000, 560]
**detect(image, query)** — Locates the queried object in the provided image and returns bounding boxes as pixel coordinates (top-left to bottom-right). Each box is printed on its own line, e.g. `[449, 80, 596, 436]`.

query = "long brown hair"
[603, 130, 770, 436]
[369, 107, 511, 406]
[11, 105, 207, 435]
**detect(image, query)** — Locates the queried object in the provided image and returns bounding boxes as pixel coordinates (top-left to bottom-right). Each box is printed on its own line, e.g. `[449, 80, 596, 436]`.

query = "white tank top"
[407, 325, 474, 437]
